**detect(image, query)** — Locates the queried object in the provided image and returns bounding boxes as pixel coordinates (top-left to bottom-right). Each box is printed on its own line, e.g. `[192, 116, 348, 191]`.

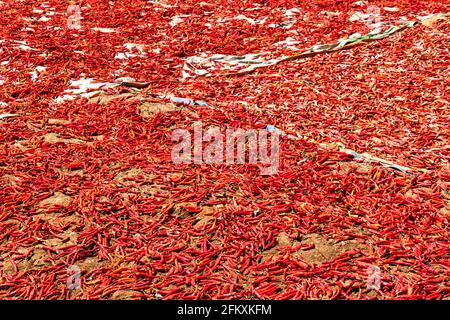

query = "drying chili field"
[0, 0, 449, 300]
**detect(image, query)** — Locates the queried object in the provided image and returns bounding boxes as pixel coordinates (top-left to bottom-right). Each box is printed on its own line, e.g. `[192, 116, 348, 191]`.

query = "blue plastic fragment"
[265, 125, 285, 135]
[167, 97, 208, 106]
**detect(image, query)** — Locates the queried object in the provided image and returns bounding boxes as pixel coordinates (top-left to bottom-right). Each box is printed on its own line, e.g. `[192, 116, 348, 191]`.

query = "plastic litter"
[182, 21, 417, 78]
[265, 125, 413, 174]
[0, 113, 19, 119]
[165, 96, 208, 107]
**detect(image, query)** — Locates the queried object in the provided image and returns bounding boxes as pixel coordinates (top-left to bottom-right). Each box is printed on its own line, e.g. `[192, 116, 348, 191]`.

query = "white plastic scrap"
[0, 40, 37, 51]
[284, 8, 301, 17]
[349, 11, 372, 22]
[218, 15, 267, 25]
[38, 16, 50, 22]
[0, 113, 18, 120]
[348, 32, 363, 39]
[273, 37, 301, 50]
[268, 8, 300, 29]
[383, 7, 400, 12]
[123, 43, 145, 54]
[266, 125, 413, 174]
[169, 15, 189, 27]
[349, 10, 383, 29]
[321, 11, 341, 17]
[115, 77, 136, 83]
[182, 56, 211, 79]
[115, 43, 146, 60]
[91, 27, 116, 33]
[55, 78, 118, 103]
[417, 13, 437, 22]
[165, 96, 208, 106]
[148, 0, 177, 8]
[354, 1, 368, 6]
[233, 15, 267, 25]
[182, 53, 286, 79]
[30, 66, 46, 81]
[17, 41, 36, 51]
[69, 78, 110, 94]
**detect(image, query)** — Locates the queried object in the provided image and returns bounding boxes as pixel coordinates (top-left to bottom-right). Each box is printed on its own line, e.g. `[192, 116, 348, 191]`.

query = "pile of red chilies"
[0, 0, 449, 299]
